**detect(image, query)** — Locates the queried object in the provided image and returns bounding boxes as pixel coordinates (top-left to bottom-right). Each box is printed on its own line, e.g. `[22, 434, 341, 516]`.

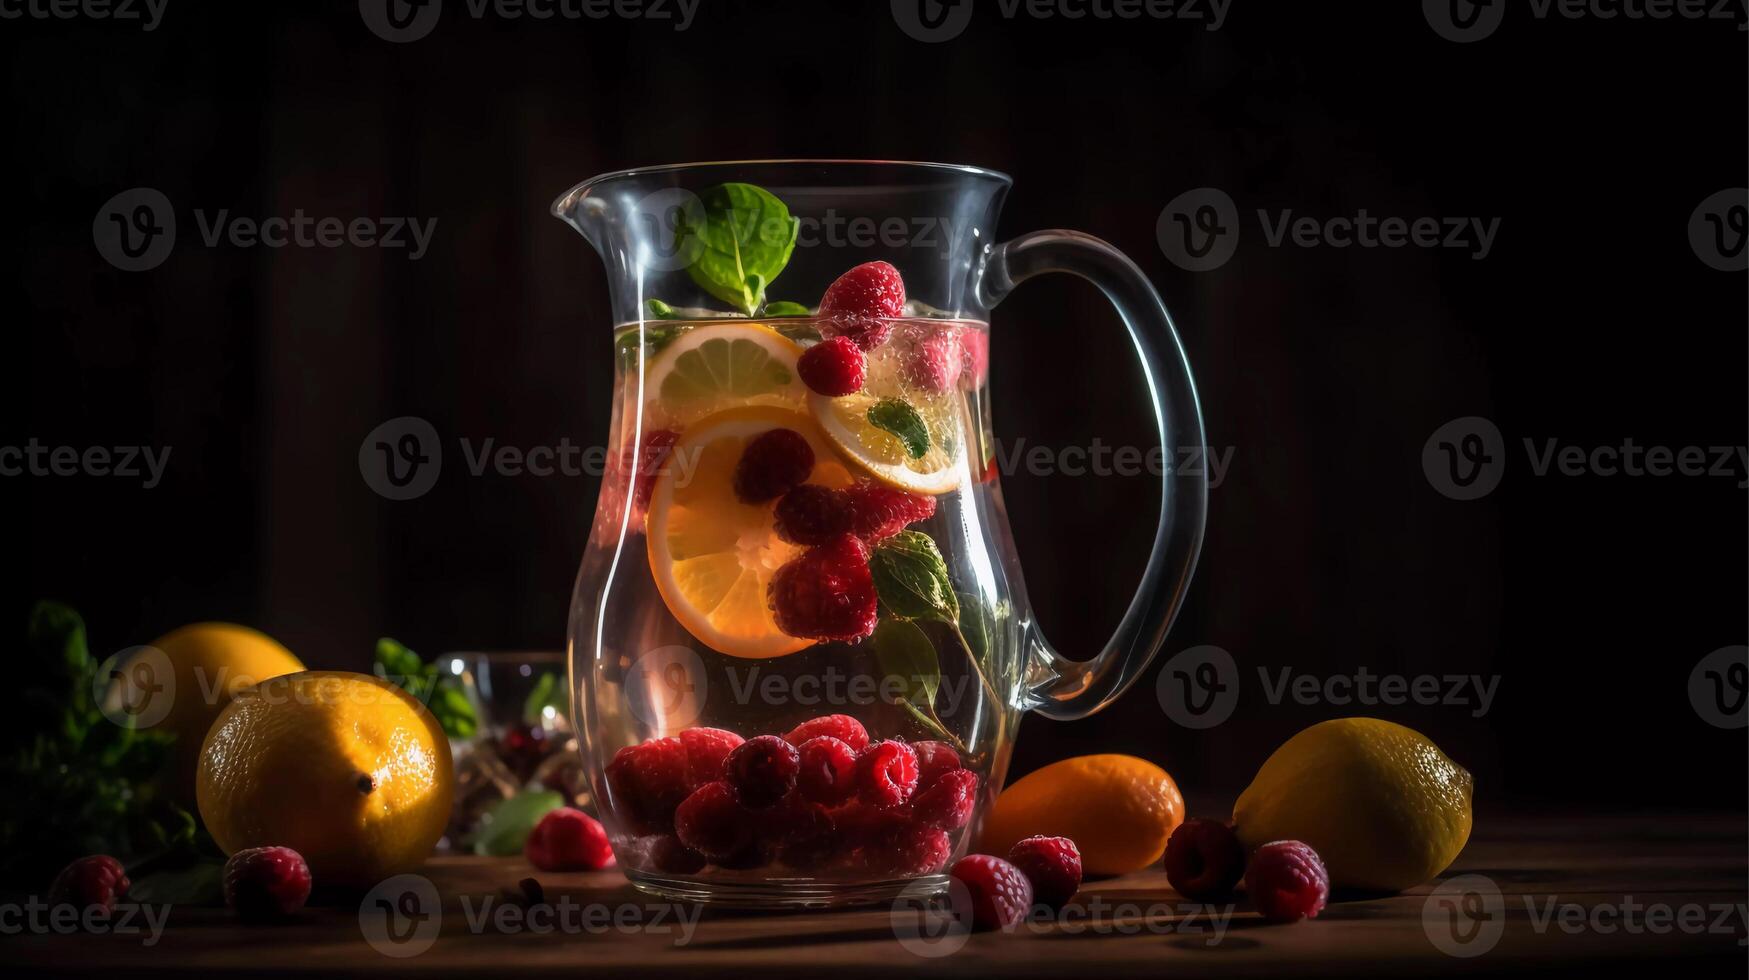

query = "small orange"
[979, 754, 1185, 875]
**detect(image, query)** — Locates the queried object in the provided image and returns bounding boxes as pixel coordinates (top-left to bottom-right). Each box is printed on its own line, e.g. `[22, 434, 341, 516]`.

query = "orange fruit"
[979, 754, 1185, 875]
[645, 405, 853, 658]
[196, 671, 453, 888]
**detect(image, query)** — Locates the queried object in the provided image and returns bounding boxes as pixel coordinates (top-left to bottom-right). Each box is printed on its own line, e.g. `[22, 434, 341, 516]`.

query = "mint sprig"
[680, 183, 799, 315]
[868, 399, 931, 459]
[373, 638, 479, 740]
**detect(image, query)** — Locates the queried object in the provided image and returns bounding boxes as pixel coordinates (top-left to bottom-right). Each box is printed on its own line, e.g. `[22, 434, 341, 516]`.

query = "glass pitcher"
[553, 161, 1205, 908]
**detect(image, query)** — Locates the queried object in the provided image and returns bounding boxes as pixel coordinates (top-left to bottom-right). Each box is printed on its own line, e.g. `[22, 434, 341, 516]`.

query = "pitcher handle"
[979, 230, 1208, 721]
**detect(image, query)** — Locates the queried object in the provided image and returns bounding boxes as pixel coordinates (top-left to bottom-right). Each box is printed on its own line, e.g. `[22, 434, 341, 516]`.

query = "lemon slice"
[642, 322, 806, 428]
[645, 406, 854, 659]
[809, 345, 965, 495]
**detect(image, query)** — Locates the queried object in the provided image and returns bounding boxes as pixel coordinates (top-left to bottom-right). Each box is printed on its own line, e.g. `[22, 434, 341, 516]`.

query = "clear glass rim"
[551, 158, 1013, 217]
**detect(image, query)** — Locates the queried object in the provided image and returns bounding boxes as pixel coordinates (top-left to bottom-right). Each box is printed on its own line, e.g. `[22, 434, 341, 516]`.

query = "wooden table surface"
[5, 814, 1744, 977]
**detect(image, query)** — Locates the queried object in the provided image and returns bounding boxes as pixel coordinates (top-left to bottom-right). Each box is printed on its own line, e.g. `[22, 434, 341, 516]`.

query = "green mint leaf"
[472, 790, 564, 857]
[374, 637, 423, 681]
[28, 600, 91, 682]
[522, 671, 566, 725]
[682, 183, 799, 315]
[762, 301, 811, 317]
[873, 619, 941, 713]
[870, 531, 959, 624]
[868, 399, 930, 459]
[374, 638, 478, 739]
[957, 591, 990, 664]
[644, 298, 680, 320]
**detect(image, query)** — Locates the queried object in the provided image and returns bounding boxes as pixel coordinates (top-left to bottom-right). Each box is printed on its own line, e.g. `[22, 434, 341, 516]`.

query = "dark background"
[7, 1, 1746, 812]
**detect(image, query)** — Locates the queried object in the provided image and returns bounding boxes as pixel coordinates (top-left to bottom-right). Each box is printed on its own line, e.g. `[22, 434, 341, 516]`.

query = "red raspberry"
[911, 740, 961, 790]
[758, 797, 839, 869]
[678, 726, 743, 789]
[48, 855, 129, 912]
[774, 484, 853, 545]
[820, 313, 893, 352]
[797, 335, 866, 396]
[604, 736, 691, 833]
[958, 328, 989, 389]
[222, 846, 312, 920]
[851, 812, 952, 876]
[855, 739, 920, 807]
[840, 480, 937, 542]
[903, 328, 963, 393]
[724, 734, 800, 809]
[819, 261, 907, 321]
[648, 834, 706, 874]
[1245, 840, 1329, 923]
[524, 808, 616, 872]
[1164, 818, 1246, 901]
[795, 735, 860, 806]
[733, 428, 815, 503]
[674, 780, 753, 862]
[783, 713, 870, 751]
[1007, 836, 1082, 910]
[912, 768, 977, 831]
[768, 534, 879, 643]
[950, 855, 1034, 931]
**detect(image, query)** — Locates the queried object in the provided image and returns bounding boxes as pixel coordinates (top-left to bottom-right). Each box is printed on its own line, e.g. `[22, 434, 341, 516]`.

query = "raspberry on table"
[820, 261, 907, 321]
[911, 740, 961, 790]
[855, 739, 920, 807]
[911, 768, 977, 831]
[768, 535, 879, 643]
[604, 736, 692, 833]
[647, 834, 706, 874]
[840, 480, 937, 542]
[1245, 840, 1329, 923]
[223, 846, 312, 920]
[674, 781, 754, 862]
[1007, 836, 1082, 910]
[950, 855, 1034, 931]
[724, 734, 801, 809]
[1164, 818, 1247, 901]
[733, 428, 815, 503]
[903, 328, 963, 393]
[798, 335, 867, 396]
[784, 713, 870, 751]
[47, 855, 130, 913]
[678, 727, 744, 790]
[524, 808, 616, 872]
[795, 735, 860, 806]
[774, 484, 853, 546]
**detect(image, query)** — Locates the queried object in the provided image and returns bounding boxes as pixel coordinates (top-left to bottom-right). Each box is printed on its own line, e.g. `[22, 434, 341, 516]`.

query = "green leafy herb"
[472, 789, 564, 857]
[644, 298, 681, 320]
[522, 671, 566, 725]
[1, 602, 199, 880]
[373, 638, 479, 740]
[762, 301, 812, 317]
[870, 531, 959, 624]
[956, 591, 990, 664]
[873, 619, 963, 752]
[680, 183, 799, 315]
[615, 322, 684, 362]
[868, 399, 930, 459]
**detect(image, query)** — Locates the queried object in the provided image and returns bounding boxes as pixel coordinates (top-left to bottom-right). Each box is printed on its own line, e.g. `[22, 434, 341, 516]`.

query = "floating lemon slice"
[809, 345, 965, 495]
[642, 322, 806, 428]
[645, 406, 853, 659]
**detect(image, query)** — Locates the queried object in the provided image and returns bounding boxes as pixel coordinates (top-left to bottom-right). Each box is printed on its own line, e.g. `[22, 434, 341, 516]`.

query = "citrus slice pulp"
[808, 340, 966, 495]
[643, 322, 806, 428]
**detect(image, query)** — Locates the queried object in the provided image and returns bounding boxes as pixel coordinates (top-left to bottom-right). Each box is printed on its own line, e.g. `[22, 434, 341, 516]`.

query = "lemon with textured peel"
[197, 670, 453, 888]
[809, 339, 965, 495]
[1233, 718, 1473, 892]
[643, 322, 806, 427]
[646, 406, 853, 658]
[979, 754, 1185, 875]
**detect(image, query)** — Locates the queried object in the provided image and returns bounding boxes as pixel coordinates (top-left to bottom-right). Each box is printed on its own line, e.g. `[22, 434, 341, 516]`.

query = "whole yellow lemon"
[979, 754, 1185, 875]
[107, 622, 304, 803]
[1233, 718, 1473, 892]
[197, 671, 453, 888]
